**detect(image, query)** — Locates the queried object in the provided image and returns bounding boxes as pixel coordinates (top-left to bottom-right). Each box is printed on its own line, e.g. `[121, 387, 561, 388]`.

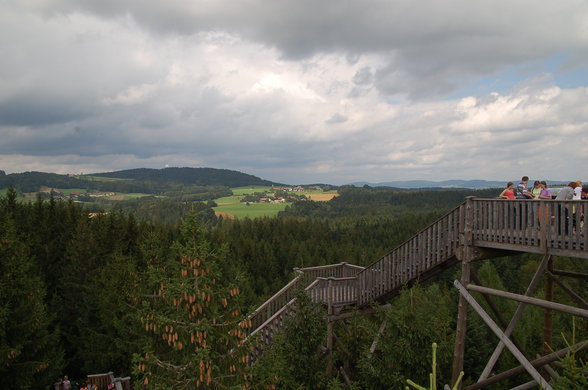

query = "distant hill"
[348, 179, 569, 189]
[87, 167, 283, 187]
[0, 171, 88, 192]
[0, 167, 284, 193]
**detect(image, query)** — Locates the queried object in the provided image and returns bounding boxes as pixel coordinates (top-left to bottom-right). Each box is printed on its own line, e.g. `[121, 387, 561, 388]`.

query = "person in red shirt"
[499, 182, 516, 199]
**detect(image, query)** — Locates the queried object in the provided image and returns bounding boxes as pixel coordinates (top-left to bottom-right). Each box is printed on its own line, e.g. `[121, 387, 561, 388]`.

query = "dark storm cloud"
[0, 94, 89, 126]
[38, 0, 588, 99]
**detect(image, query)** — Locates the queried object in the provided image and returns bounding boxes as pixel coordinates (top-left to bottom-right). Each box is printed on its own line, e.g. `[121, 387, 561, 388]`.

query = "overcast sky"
[1, 1, 587, 185]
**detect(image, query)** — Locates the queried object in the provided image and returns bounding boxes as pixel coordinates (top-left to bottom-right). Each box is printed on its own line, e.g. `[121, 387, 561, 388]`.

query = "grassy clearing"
[215, 195, 242, 205]
[59, 188, 88, 195]
[76, 175, 132, 182]
[214, 202, 288, 219]
[230, 186, 272, 195]
[121, 193, 154, 200]
[213, 187, 338, 218]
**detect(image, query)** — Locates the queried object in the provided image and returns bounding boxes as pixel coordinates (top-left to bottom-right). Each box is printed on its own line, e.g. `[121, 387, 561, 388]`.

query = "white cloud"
[1, 1, 587, 184]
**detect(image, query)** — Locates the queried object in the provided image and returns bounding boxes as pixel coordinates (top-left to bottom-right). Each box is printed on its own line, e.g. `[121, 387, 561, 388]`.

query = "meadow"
[213, 186, 338, 219]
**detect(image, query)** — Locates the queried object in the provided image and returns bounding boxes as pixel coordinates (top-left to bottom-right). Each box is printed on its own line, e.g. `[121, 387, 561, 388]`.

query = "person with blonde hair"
[531, 180, 542, 199]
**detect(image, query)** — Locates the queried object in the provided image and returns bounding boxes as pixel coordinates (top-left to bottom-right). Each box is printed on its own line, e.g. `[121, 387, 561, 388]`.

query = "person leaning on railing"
[499, 182, 516, 199]
[573, 180, 583, 200]
[555, 182, 578, 234]
[515, 176, 534, 199]
[531, 180, 542, 199]
[555, 182, 577, 200]
[538, 181, 552, 199]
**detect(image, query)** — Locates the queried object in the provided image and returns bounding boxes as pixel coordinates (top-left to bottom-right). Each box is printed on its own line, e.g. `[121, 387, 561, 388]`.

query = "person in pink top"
[499, 182, 516, 199]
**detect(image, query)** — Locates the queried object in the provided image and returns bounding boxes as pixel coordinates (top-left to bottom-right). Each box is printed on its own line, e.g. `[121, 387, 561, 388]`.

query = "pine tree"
[134, 213, 251, 389]
[0, 210, 63, 388]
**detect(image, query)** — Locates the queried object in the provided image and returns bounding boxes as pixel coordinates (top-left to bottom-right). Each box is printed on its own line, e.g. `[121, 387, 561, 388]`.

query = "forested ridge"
[0, 167, 280, 194]
[0, 186, 585, 389]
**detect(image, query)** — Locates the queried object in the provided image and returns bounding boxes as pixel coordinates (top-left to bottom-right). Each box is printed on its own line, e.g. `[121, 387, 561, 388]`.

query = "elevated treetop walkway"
[245, 198, 588, 389]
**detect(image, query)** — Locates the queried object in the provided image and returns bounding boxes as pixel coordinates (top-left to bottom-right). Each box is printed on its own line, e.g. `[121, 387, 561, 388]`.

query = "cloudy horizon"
[1, 1, 587, 185]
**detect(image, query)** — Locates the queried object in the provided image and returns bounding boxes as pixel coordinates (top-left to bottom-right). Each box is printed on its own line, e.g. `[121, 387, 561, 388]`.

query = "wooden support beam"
[466, 284, 588, 318]
[469, 269, 527, 356]
[478, 254, 551, 381]
[551, 269, 588, 279]
[537, 354, 560, 381]
[451, 251, 471, 386]
[339, 366, 352, 386]
[326, 278, 334, 377]
[328, 303, 391, 322]
[544, 257, 554, 362]
[452, 198, 474, 388]
[454, 280, 552, 390]
[368, 320, 387, 358]
[462, 340, 587, 390]
[510, 380, 540, 390]
[546, 271, 588, 309]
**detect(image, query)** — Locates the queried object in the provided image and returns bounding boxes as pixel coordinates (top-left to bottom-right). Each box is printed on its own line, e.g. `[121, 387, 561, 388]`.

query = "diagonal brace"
[454, 280, 552, 390]
[478, 254, 552, 381]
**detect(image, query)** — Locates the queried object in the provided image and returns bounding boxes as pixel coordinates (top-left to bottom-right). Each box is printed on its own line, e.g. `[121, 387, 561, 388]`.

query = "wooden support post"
[368, 320, 387, 358]
[546, 271, 588, 309]
[451, 197, 474, 387]
[454, 281, 553, 390]
[478, 254, 551, 381]
[544, 257, 554, 360]
[451, 251, 470, 387]
[326, 278, 334, 377]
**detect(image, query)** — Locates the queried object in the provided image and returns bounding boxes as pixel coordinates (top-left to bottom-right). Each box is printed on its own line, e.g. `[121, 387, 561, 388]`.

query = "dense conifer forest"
[0, 184, 586, 389]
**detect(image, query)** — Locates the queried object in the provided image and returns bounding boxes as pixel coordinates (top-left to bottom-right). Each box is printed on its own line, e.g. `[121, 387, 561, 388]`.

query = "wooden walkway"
[244, 198, 587, 377]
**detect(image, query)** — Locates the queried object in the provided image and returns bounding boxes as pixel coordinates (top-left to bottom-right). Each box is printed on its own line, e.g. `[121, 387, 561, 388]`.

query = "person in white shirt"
[573, 181, 583, 200]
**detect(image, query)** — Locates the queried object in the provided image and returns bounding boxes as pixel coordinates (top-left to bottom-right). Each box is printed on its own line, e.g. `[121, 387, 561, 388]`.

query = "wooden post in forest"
[451, 197, 475, 387]
[543, 256, 554, 377]
[326, 277, 334, 377]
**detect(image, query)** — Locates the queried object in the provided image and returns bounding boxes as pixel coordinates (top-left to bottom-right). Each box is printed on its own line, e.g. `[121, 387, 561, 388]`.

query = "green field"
[75, 175, 132, 182]
[120, 193, 154, 200]
[213, 186, 337, 218]
[58, 188, 87, 195]
[214, 187, 285, 218]
[213, 202, 288, 219]
[230, 186, 273, 195]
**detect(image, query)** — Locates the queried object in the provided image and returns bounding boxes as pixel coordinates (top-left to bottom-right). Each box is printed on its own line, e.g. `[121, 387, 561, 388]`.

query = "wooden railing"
[247, 279, 321, 359]
[246, 262, 364, 335]
[355, 198, 587, 306]
[470, 199, 587, 258]
[244, 198, 588, 358]
[356, 204, 463, 306]
[307, 276, 359, 306]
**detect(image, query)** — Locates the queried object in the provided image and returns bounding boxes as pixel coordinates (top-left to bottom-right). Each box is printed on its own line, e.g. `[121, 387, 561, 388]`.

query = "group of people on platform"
[56, 376, 100, 390]
[499, 176, 586, 200]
